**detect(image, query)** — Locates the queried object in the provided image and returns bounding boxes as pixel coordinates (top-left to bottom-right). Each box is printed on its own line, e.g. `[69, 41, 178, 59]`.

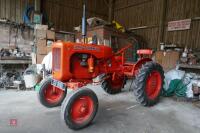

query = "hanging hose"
[23, 5, 34, 26]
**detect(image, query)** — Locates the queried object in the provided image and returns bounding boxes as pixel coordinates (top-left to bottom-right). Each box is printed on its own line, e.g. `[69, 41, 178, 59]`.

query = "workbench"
[0, 59, 31, 64]
[0, 57, 32, 64]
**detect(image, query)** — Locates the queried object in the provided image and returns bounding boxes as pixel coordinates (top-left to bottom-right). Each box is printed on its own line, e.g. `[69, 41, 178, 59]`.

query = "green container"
[34, 84, 41, 92]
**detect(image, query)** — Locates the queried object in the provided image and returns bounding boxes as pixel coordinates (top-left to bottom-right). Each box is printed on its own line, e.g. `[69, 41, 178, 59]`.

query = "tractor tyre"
[38, 77, 66, 108]
[61, 88, 98, 130]
[101, 75, 127, 94]
[133, 61, 164, 106]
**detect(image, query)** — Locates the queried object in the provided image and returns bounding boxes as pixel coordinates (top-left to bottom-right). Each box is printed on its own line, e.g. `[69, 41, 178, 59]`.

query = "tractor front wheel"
[38, 77, 66, 108]
[133, 61, 164, 106]
[61, 88, 98, 130]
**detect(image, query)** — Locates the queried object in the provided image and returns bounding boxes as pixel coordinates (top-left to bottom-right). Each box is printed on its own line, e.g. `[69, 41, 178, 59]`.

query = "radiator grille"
[52, 48, 61, 71]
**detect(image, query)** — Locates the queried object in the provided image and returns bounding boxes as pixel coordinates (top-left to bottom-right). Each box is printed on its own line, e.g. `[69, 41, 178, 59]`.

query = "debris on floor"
[163, 69, 200, 101]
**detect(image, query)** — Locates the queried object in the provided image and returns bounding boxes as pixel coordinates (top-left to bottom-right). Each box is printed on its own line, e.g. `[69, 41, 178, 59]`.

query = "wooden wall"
[114, 0, 200, 50]
[42, 0, 108, 31]
[0, 0, 34, 23]
[0, 0, 108, 31]
[164, 0, 200, 49]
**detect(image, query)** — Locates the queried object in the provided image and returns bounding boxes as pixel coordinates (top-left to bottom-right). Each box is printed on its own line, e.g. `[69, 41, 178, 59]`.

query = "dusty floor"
[0, 83, 200, 133]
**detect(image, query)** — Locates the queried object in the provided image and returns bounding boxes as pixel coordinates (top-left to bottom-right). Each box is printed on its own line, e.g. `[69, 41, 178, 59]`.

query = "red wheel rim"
[70, 96, 94, 124]
[44, 84, 64, 104]
[145, 70, 162, 100]
[108, 75, 124, 89]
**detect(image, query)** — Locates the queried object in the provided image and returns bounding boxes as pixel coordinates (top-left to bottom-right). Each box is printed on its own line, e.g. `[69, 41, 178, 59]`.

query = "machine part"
[0, 71, 25, 89]
[101, 74, 126, 94]
[92, 74, 106, 83]
[87, 55, 94, 72]
[80, 54, 88, 67]
[38, 77, 66, 107]
[133, 61, 164, 106]
[61, 88, 98, 130]
[82, 1, 86, 43]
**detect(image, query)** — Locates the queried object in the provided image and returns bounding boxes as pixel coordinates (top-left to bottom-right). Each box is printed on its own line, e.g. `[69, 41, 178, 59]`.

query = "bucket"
[23, 65, 40, 88]
[24, 74, 39, 88]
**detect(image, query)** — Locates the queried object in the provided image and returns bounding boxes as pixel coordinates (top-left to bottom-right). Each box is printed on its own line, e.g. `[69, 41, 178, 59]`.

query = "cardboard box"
[37, 45, 47, 54]
[47, 30, 55, 40]
[37, 39, 47, 47]
[37, 39, 47, 54]
[155, 51, 180, 71]
[35, 29, 47, 39]
[37, 54, 46, 64]
[35, 24, 48, 30]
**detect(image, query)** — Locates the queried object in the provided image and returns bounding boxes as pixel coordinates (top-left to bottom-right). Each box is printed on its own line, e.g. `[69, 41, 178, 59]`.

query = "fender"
[133, 58, 152, 75]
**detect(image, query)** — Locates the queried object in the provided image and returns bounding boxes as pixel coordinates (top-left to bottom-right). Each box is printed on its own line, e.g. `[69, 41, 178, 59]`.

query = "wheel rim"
[108, 75, 124, 89]
[44, 84, 64, 104]
[70, 96, 94, 124]
[145, 70, 162, 100]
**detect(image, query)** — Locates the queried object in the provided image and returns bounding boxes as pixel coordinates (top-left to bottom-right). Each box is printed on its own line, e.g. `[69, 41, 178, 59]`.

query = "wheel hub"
[146, 70, 162, 100]
[108, 74, 124, 89]
[80, 105, 87, 113]
[44, 85, 64, 104]
[71, 96, 94, 124]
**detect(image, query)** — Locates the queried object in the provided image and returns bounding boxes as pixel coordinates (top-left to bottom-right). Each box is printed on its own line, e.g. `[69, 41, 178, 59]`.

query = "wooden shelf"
[179, 64, 200, 70]
[0, 57, 31, 64]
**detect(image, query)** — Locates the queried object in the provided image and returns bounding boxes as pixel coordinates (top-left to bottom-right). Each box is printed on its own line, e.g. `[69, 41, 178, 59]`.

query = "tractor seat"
[137, 49, 153, 55]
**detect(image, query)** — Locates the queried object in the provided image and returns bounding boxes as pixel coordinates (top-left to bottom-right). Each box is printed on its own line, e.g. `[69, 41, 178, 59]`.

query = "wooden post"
[158, 0, 167, 50]
[108, 0, 115, 23]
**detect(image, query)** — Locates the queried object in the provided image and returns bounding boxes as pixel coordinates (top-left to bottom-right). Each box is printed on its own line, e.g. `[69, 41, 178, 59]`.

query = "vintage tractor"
[37, 41, 164, 130]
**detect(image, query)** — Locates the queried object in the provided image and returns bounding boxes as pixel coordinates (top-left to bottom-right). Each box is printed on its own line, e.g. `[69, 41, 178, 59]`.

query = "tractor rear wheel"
[38, 77, 66, 108]
[61, 88, 98, 130]
[133, 61, 164, 106]
[101, 74, 126, 94]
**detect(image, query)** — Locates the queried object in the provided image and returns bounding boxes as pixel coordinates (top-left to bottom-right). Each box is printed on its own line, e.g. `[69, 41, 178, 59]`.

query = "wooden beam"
[114, 0, 152, 11]
[46, 0, 107, 18]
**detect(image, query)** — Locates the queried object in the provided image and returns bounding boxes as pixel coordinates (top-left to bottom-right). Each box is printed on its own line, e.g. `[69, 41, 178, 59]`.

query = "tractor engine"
[52, 41, 114, 82]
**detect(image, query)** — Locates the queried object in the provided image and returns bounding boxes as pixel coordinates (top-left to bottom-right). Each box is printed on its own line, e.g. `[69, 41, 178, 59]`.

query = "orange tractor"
[38, 41, 164, 130]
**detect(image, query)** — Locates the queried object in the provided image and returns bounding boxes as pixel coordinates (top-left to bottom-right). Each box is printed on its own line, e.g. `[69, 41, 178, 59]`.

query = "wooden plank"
[15, 0, 21, 22]
[5, 0, 10, 19]
[0, 0, 2, 17]
[2, 0, 6, 18]
[10, 0, 16, 21]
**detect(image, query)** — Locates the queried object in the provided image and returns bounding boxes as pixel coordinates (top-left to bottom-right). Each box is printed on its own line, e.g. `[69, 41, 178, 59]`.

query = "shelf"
[0, 58, 31, 64]
[179, 64, 200, 70]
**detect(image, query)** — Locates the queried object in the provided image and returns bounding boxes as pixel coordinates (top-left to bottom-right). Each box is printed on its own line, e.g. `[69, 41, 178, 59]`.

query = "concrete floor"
[0, 83, 200, 133]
